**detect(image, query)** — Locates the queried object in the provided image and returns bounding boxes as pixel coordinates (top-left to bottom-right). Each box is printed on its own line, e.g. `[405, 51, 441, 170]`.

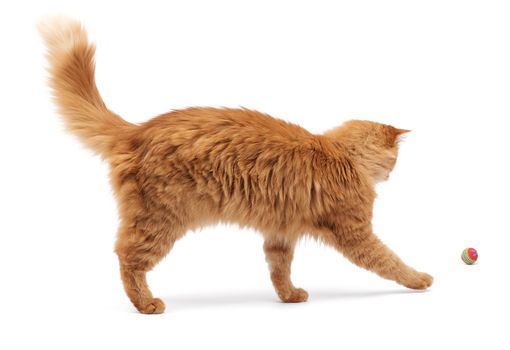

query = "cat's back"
[135, 107, 318, 166]
[144, 107, 314, 146]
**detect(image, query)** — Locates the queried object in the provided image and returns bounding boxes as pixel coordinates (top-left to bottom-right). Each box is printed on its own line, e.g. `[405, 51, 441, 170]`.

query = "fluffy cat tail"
[38, 16, 135, 157]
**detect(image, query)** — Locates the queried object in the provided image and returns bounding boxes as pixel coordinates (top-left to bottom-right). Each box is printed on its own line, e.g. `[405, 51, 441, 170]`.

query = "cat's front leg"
[263, 238, 309, 303]
[331, 228, 433, 290]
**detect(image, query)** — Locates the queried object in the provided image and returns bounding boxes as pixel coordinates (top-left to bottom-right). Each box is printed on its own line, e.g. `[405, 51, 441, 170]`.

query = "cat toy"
[461, 248, 478, 265]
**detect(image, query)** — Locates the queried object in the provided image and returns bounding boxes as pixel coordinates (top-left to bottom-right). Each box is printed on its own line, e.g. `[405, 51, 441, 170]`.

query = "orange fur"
[39, 17, 432, 314]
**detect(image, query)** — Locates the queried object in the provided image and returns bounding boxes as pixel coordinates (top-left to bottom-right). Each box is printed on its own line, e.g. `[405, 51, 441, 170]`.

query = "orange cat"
[39, 17, 432, 314]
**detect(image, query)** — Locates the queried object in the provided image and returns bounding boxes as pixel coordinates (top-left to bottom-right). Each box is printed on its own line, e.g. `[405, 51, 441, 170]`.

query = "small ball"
[461, 248, 478, 265]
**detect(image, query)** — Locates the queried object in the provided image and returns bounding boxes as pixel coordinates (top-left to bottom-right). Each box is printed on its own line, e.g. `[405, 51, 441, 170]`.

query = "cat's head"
[324, 120, 410, 183]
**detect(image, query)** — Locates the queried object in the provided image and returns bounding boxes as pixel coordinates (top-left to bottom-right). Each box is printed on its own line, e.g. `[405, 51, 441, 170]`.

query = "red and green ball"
[462, 248, 478, 265]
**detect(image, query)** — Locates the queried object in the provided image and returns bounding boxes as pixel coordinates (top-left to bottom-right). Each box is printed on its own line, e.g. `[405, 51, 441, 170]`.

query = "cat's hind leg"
[115, 223, 183, 314]
[263, 237, 308, 303]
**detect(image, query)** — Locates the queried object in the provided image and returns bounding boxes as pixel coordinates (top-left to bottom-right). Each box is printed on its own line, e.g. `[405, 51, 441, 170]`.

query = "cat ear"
[394, 128, 411, 144]
[386, 126, 411, 146]
[396, 128, 411, 135]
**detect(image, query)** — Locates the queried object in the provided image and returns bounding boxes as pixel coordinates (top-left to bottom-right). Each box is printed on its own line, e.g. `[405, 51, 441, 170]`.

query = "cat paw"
[279, 288, 309, 303]
[403, 272, 434, 290]
[137, 298, 166, 314]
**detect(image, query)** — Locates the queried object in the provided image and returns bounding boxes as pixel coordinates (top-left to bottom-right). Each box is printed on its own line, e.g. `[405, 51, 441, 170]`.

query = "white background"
[1, 0, 509, 349]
